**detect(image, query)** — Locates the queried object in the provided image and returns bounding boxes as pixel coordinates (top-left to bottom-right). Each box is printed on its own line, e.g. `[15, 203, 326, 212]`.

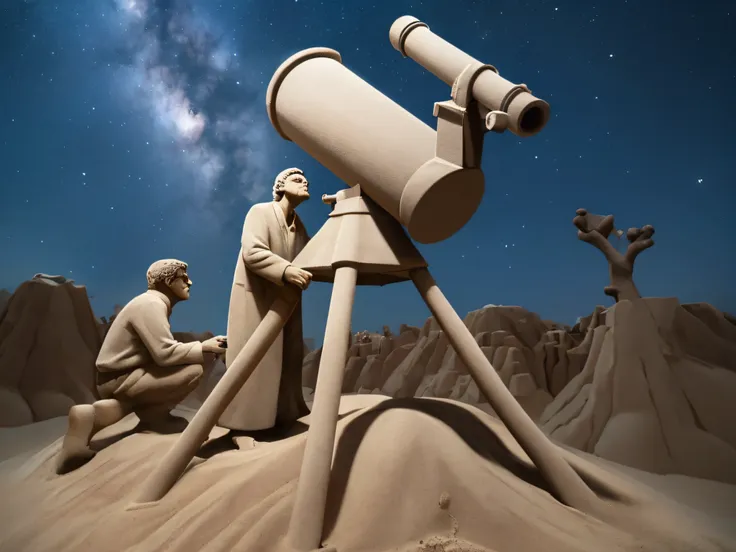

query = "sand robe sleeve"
[242, 205, 291, 286]
[129, 299, 204, 367]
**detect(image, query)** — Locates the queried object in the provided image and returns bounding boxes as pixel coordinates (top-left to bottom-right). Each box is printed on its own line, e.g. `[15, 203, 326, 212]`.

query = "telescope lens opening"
[520, 106, 546, 134]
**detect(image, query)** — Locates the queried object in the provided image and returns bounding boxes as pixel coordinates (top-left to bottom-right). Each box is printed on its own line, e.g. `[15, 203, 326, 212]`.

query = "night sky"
[2, 0, 734, 343]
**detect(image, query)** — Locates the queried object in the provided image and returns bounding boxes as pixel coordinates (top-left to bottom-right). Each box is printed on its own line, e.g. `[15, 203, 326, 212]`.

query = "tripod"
[131, 184, 598, 551]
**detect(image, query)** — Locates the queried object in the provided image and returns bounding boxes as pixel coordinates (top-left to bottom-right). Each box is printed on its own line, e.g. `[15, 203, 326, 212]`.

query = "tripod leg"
[410, 267, 599, 513]
[130, 290, 300, 506]
[286, 265, 358, 551]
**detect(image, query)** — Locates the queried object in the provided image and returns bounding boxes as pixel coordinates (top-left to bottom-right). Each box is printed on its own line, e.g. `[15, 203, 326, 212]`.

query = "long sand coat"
[217, 202, 311, 431]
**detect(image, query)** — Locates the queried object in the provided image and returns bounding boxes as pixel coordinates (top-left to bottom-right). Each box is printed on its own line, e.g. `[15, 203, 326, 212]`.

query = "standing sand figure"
[55, 259, 226, 474]
[218, 167, 313, 431]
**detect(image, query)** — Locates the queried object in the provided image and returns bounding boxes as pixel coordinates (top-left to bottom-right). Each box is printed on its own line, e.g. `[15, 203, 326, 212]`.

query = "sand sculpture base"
[0, 395, 733, 552]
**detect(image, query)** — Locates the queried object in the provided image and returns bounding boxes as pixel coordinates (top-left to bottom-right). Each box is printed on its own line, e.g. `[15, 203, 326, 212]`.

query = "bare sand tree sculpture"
[573, 208, 655, 302]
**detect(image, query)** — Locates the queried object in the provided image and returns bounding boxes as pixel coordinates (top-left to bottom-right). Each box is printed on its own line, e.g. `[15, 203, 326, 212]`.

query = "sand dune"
[0, 395, 734, 552]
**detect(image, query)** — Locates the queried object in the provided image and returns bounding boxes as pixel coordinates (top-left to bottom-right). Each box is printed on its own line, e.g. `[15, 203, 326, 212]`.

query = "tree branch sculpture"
[573, 208, 655, 302]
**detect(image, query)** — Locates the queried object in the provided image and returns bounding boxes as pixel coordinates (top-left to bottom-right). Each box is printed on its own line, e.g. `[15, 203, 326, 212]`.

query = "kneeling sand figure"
[56, 259, 226, 474]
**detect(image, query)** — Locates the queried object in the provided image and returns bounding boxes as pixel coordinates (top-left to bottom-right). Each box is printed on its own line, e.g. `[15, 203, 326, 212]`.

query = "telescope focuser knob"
[485, 111, 510, 133]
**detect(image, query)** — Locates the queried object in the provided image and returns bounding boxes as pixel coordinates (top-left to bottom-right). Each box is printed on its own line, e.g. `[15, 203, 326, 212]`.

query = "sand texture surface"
[0, 395, 734, 552]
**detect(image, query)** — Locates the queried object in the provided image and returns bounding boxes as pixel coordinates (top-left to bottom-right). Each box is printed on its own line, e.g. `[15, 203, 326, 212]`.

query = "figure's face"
[282, 172, 310, 201]
[167, 269, 192, 301]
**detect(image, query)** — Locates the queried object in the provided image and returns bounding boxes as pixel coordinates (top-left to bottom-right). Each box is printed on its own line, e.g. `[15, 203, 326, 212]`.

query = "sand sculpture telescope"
[265, 15, 550, 245]
[132, 16, 601, 551]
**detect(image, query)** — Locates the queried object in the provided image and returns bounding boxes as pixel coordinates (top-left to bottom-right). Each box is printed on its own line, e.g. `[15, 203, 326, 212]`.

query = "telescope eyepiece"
[389, 15, 551, 138]
[520, 105, 546, 134]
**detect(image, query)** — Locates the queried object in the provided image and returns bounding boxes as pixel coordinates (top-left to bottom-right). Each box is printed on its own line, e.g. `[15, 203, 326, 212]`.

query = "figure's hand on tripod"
[284, 265, 312, 290]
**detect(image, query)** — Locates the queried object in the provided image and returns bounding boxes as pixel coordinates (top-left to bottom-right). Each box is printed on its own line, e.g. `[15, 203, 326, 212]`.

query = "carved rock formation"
[0, 289, 10, 315]
[0, 277, 100, 426]
[540, 297, 736, 483]
[301, 297, 736, 468]
[302, 307, 573, 419]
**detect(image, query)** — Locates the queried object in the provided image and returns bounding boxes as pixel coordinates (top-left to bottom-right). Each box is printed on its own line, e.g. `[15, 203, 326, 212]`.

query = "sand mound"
[0, 277, 100, 427]
[541, 298, 736, 484]
[0, 395, 733, 552]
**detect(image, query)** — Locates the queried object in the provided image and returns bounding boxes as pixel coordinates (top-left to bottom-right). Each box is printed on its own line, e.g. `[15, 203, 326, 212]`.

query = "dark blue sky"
[2, 0, 734, 342]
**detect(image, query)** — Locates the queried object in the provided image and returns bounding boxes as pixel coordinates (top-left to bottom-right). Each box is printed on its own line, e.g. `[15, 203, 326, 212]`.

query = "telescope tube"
[266, 47, 485, 244]
[389, 16, 550, 137]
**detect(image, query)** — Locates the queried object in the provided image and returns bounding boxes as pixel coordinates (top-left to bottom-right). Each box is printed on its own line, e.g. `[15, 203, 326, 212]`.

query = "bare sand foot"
[137, 412, 189, 434]
[55, 404, 97, 475]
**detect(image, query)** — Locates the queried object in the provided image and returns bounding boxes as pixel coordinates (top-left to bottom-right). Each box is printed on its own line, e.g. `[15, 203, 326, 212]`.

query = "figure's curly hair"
[146, 259, 188, 290]
[272, 167, 304, 201]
